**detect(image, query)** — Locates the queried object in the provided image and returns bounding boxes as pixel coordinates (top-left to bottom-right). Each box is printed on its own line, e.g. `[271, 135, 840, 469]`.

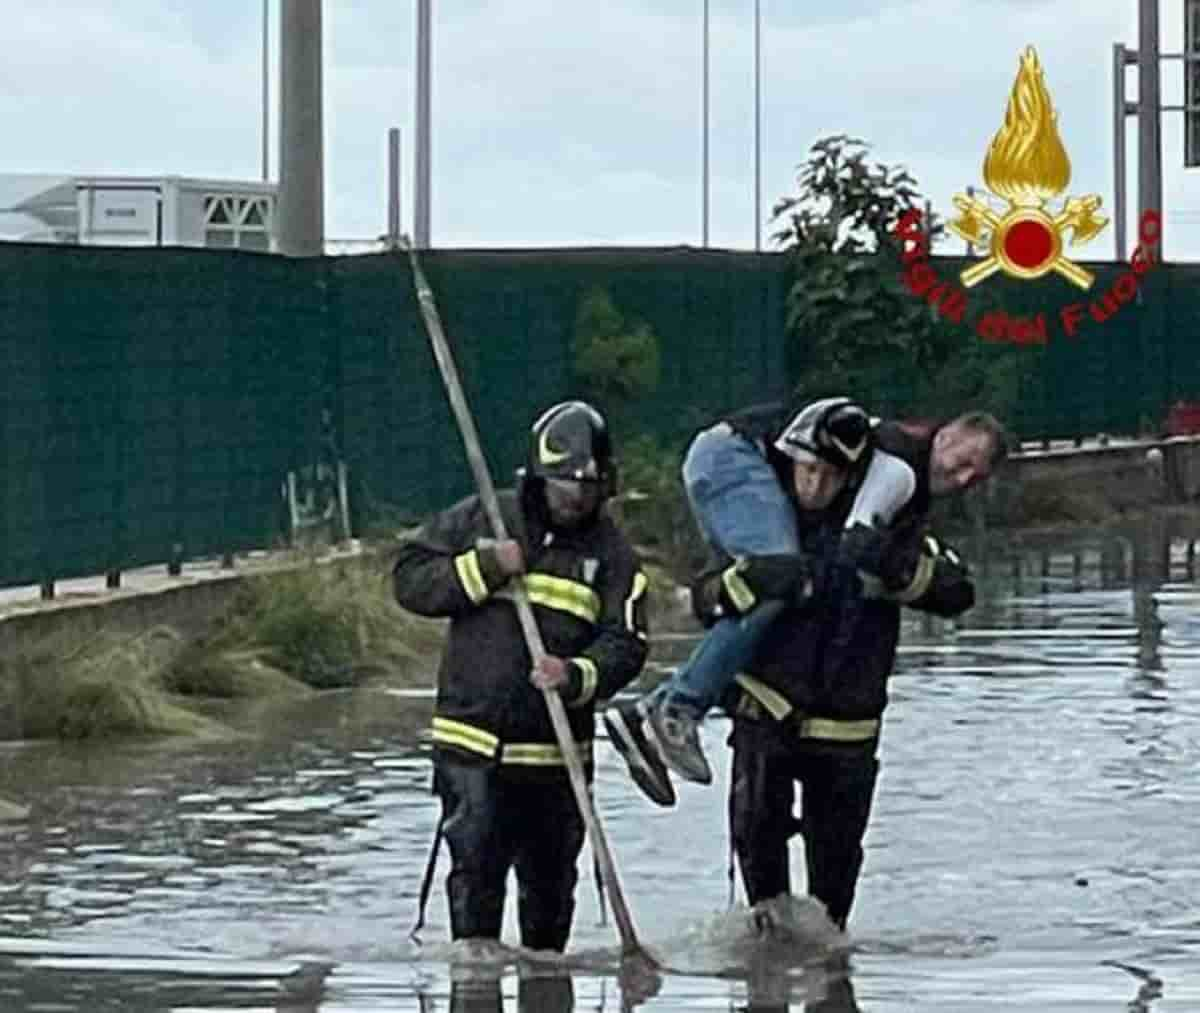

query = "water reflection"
[442, 970, 576, 1013]
[735, 953, 861, 1013]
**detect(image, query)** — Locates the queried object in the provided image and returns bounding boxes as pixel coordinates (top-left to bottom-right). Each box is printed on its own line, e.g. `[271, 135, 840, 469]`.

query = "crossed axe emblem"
[949, 193, 1108, 290]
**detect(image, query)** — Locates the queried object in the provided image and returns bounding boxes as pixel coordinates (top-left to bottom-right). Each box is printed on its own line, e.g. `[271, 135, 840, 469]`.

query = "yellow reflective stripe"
[502, 740, 594, 766]
[431, 718, 597, 765]
[734, 678, 880, 742]
[567, 657, 599, 706]
[433, 728, 493, 756]
[431, 716, 499, 758]
[454, 549, 489, 604]
[723, 563, 756, 613]
[735, 692, 765, 720]
[735, 674, 793, 721]
[523, 573, 600, 623]
[890, 550, 936, 604]
[797, 717, 880, 742]
[625, 571, 648, 639]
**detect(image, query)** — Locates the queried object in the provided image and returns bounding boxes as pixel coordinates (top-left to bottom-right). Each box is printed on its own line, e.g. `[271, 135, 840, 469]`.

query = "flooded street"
[1, 529, 1199, 1011]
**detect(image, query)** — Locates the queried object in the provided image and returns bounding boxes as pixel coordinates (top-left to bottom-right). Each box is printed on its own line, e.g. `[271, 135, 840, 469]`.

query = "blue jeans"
[651, 423, 800, 720]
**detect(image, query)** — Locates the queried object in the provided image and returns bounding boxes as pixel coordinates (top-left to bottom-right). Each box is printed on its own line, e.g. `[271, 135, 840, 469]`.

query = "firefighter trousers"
[434, 752, 585, 952]
[728, 717, 879, 931]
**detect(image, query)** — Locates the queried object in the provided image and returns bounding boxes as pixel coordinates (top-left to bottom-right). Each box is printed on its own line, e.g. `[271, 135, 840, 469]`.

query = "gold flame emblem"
[949, 47, 1107, 290]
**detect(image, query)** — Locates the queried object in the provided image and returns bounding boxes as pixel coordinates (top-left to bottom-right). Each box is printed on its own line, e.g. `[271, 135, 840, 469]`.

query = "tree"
[570, 286, 659, 410]
[771, 136, 949, 382]
[771, 134, 1025, 421]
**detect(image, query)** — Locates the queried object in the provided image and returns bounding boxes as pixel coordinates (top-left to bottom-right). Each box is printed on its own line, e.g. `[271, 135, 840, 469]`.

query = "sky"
[1, 0, 1198, 260]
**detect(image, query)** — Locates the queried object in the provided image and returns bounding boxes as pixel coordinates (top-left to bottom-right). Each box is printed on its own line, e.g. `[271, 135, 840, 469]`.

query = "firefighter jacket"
[392, 479, 649, 773]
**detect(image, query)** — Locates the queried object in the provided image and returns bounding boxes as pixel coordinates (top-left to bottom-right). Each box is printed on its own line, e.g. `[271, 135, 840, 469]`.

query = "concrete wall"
[991, 435, 1200, 519]
[0, 547, 390, 663]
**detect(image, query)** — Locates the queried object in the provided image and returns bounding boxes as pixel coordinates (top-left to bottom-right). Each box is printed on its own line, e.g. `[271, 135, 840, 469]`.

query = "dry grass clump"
[0, 627, 218, 741]
[163, 559, 444, 695]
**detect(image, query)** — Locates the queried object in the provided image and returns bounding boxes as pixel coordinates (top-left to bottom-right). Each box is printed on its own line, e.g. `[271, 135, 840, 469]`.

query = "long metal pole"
[702, 0, 710, 247]
[1114, 43, 1128, 262]
[1137, 0, 1163, 254]
[262, 0, 270, 182]
[401, 240, 653, 966]
[1190, 1, 1200, 166]
[388, 127, 402, 247]
[414, 0, 432, 249]
[754, 0, 761, 251]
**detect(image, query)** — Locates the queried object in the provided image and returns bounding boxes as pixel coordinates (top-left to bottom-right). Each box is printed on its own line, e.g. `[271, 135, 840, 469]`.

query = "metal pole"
[754, 0, 761, 251]
[388, 127, 402, 248]
[1114, 42, 1128, 261]
[414, 0, 432, 249]
[702, 0, 710, 247]
[1189, 1, 1200, 166]
[276, 0, 324, 257]
[262, 0, 270, 182]
[1137, 0, 1163, 254]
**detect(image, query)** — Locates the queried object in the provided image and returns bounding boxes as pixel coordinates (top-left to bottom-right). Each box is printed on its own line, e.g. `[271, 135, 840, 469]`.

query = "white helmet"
[774, 397, 872, 469]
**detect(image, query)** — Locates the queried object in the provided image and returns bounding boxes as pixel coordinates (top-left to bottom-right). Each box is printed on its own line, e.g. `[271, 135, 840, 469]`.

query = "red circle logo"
[1003, 219, 1055, 270]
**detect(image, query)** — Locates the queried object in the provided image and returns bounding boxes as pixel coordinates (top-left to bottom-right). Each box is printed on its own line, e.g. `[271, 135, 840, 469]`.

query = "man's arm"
[392, 496, 522, 618]
[883, 532, 975, 618]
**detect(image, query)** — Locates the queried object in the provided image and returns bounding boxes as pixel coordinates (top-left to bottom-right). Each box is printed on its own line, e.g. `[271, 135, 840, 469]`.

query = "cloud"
[0, 3, 264, 180]
[0, 0, 1196, 257]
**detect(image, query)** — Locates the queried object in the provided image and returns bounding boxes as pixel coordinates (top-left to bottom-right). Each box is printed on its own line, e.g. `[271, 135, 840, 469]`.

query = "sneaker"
[644, 701, 713, 785]
[603, 701, 676, 807]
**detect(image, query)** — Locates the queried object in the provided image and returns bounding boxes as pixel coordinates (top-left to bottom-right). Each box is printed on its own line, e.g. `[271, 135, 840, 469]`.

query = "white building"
[0, 174, 276, 251]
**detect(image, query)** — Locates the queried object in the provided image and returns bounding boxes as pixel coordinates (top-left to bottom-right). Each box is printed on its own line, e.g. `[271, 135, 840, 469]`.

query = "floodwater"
[1, 523, 1199, 1012]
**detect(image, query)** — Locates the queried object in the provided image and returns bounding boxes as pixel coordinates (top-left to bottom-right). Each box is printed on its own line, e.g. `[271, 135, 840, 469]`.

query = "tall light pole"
[702, 0, 710, 247]
[1137, 0, 1163, 252]
[261, 0, 270, 182]
[754, 0, 762, 251]
[414, 0, 432, 249]
[1113, 42, 1132, 261]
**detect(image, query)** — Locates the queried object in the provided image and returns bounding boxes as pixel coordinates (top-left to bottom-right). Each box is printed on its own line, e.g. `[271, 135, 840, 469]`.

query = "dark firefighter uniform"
[692, 416, 976, 930]
[393, 402, 648, 952]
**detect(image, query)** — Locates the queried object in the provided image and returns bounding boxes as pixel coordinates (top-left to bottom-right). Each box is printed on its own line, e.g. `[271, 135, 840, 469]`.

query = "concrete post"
[276, 0, 325, 257]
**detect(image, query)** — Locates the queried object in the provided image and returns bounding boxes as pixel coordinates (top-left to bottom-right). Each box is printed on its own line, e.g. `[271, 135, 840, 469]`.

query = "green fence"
[1, 241, 1197, 591]
[0, 244, 789, 590]
[0, 248, 329, 590]
[918, 255, 1200, 440]
[331, 247, 793, 534]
